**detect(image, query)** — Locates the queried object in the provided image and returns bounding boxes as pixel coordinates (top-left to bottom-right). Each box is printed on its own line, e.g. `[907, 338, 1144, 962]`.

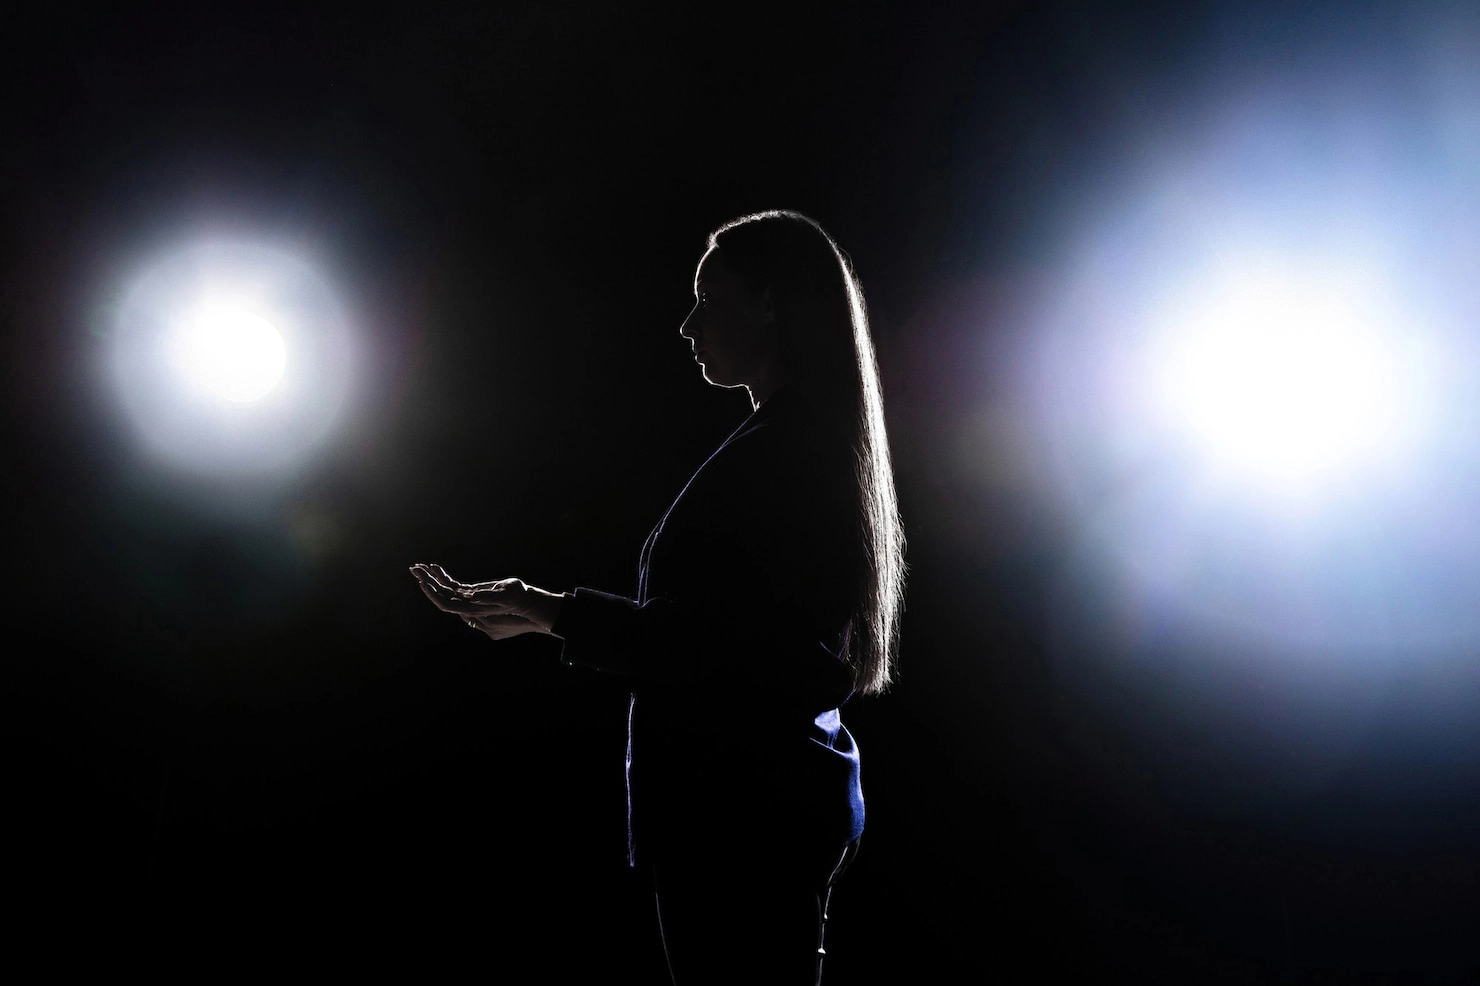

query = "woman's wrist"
[528, 587, 567, 637]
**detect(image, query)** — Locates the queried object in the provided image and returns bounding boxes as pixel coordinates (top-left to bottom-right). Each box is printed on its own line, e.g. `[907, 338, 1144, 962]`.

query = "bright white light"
[107, 240, 355, 478]
[1022, 31, 1480, 670]
[173, 307, 286, 402]
[1143, 264, 1415, 490]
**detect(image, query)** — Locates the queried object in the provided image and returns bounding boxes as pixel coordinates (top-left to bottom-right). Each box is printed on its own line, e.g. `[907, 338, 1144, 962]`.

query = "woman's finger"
[415, 574, 479, 615]
[410, 567, 451, 599]
[427, 563, 479, 595]
[416, 564, 465, 596]
[417, 581, 467, 614]
[422, 574, 486, 613]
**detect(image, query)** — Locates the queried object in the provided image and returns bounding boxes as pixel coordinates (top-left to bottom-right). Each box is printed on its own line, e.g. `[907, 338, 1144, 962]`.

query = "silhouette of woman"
[413, 210, 905, 985]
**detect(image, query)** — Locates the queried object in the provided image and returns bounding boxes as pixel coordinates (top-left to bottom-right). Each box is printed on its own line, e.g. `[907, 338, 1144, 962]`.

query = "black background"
[5, 2, 1478, 981]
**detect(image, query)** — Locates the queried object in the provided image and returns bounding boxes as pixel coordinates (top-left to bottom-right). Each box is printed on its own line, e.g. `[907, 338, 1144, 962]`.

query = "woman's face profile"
[679, 247, 775, 392]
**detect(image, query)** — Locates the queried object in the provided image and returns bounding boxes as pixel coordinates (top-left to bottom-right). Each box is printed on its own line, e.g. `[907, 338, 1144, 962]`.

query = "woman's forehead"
[693, 247, 717, 289]
[693, 247, 738, 291]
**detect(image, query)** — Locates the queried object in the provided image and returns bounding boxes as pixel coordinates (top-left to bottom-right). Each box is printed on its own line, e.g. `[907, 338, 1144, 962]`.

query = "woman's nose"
[679, 304, 700, 342]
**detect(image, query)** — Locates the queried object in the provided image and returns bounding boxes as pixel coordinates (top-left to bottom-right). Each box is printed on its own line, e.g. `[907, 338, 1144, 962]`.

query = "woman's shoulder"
[713, 392, 849, 484]
[718, 399, 855, 527]
[742, 386, 849, 447]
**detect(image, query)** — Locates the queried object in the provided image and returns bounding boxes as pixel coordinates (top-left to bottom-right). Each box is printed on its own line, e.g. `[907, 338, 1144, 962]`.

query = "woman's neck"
[746, 370, 789, 410]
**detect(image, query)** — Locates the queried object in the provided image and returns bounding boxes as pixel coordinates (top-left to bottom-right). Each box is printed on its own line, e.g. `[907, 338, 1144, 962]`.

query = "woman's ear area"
[759, 284, 776, 324]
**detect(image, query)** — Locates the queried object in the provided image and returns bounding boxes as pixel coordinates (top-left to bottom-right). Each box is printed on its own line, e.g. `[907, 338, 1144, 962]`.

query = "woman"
[412, 210, 905, 984]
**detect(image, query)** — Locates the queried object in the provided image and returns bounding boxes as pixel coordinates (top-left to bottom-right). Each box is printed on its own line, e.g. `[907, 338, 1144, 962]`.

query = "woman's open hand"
[410, 563, 565, 640]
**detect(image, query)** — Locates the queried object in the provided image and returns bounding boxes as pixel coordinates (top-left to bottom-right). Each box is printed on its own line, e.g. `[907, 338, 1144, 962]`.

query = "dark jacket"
[553, 386, 866, 867]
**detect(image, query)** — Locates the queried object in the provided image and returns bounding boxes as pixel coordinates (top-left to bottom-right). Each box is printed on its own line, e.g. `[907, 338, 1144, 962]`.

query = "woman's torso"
[629, 387, 866, 862]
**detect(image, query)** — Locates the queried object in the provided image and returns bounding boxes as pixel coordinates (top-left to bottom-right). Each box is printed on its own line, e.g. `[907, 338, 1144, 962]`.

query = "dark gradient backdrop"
[4, 2, 1477, 982]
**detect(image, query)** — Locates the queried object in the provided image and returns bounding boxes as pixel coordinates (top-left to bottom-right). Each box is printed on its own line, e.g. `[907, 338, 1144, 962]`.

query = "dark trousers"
[649, 837, 860, 986]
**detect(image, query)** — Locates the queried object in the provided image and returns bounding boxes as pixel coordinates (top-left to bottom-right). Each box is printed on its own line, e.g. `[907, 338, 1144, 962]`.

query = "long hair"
[708, 210, 905, 695]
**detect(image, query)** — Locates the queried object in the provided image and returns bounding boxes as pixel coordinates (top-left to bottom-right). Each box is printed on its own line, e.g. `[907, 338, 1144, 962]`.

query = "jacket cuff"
[555, 586, 639, 669]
